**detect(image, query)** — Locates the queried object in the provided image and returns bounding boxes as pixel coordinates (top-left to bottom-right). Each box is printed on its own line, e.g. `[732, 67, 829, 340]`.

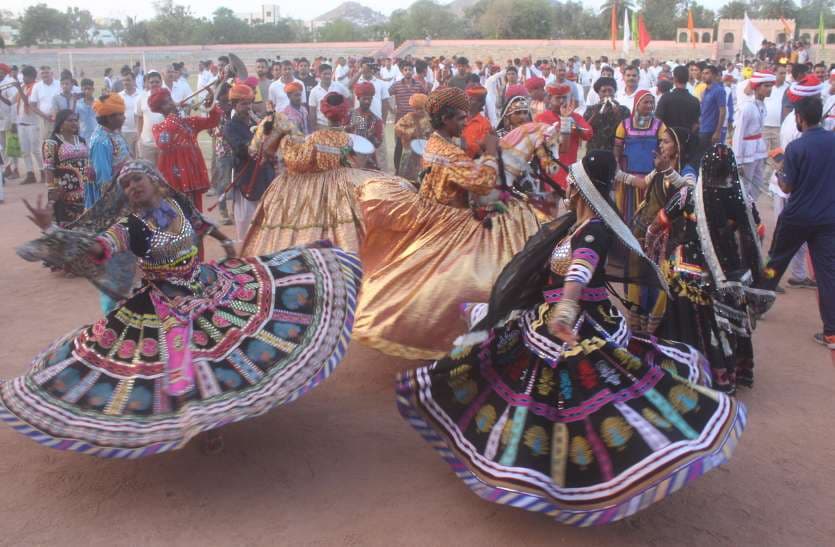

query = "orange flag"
[611, 2, 618, 52]
[638, 15, 651, 53]
[688, 10, 696, 48]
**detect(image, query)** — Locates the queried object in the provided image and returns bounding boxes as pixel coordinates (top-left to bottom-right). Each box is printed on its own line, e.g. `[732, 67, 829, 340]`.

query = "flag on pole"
[632, 10, 639, 51]
[687, 10, 696, 48]
[623, 7, 631, 54]
[743, 11, 765, 55]
[611, 2, 618, 52]
[819, 11, 826, 48]
[638, 15, 651, 53]
[779, 16, 794, 36]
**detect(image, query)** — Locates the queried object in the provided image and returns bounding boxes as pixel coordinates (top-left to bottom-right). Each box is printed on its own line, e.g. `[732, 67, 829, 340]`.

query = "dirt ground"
[0, 177, 833, 547]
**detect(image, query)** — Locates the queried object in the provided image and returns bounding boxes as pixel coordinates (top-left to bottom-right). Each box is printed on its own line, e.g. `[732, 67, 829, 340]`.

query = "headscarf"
[229, 83, 255, 101]
[665, 126, 693, 171]
[425, 87, 469, 116]
[787, 75, 824, 103]
[593, 76, 617, 93]
[546, 83, 572, 96]
[92, 93, 126, 117]
[749, 71, 776, 88]
[284, 81, 303, 95]
[524, 76, 546, 92]
[633, 89, 655, 112]
[500, 95, 530, 122]
[504, 84, 528, 99]
[116, 159, 174, 191]
[408, 93, 428, 109]
[353, 81, 375, 98]
[147, 88, 172, 114]
[320, 91, 350, 124]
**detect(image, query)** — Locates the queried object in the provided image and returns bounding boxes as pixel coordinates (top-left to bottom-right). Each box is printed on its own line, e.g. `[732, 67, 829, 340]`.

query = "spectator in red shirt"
[462, 84, 493, 159]
[535, 83, 593, 190]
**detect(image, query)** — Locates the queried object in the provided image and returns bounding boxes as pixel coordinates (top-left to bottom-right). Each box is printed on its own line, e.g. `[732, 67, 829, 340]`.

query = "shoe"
[813, 332, 835, 349]
[21, 172, 37, 184]
[787, 277, 817, 289]
[775, 285, 785, 294]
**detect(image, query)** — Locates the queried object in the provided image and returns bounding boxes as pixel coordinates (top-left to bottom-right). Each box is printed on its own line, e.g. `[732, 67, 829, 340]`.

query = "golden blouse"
[419, 132, 497, 208]
[281, 128, 350, 174]
[394, 112, 432, 145]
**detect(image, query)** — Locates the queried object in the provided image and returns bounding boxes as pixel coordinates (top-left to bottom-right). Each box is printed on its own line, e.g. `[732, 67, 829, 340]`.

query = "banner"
[743, 11, 765, 54]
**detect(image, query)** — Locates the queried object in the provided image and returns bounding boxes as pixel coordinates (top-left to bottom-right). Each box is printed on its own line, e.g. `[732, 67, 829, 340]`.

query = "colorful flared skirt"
[241, 167, 373, 257]
[397, 301, 745, 525]
[0, 245, 362, 458]
[353, 177, 544, 360]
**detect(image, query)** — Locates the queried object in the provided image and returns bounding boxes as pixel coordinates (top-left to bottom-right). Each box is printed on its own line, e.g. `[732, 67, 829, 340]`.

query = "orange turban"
[92, 93, 126, 116]
[284, 81, 303, 94]
[229, 83, 255, 101]
[354, 81, 376, 98]
[147, 88, 172, 114]
[465, 84, 487, 97]
[408, 93, 428, 109]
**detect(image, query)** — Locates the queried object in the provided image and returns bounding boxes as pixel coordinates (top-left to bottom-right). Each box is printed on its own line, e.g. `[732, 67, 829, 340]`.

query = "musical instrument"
[348, 134, 374, 155]
[177, 53, 249, 107]
[410, 138, 428, 156]
[0, 81, 18, 91]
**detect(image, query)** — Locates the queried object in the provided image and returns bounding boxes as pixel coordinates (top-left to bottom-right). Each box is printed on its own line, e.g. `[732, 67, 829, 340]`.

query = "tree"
[147, 1, 204, 45]
[478, 0, 552, 38]
[210, 7, 251, 44]
[387, 0, 466, 42]
[552, 2, 606, 39]
[719, 1, 749, 19]
[121, 17, 152, 46]
[65, 7, 94, 45]
[317, 20, 368, 42]
[754, 0, 798, 19]
[18, 4, 70, 46]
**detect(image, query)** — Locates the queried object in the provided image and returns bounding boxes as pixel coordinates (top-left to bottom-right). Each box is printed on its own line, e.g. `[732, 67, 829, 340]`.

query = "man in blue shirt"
[698, 65, 726, 160]
[758, 96, 835, 351]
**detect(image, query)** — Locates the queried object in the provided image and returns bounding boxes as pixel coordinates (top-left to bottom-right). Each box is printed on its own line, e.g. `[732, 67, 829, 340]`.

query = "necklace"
[57, 133, 80, 146]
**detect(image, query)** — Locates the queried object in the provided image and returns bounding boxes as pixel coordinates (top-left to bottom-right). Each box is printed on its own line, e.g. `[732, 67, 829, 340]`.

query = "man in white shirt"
[732, 71, 775, 201]
[135, 70, 165, 164]
[31, 65, 60, 140]
[268, 60, 306, 113]
[308, 63, 350, 130]
[334, 57, 351, 86]
[0, 63, 18, 180]
[585, 65, 616, 108]
[163, 64, 192, 115]
[14, 66, 44, 183]
[579, 59, 595, 97]
[379, 58, 402, 88]
[616, 65, 641, 112]
[762, 64, 788, 183]
[119, 71, 142, 158]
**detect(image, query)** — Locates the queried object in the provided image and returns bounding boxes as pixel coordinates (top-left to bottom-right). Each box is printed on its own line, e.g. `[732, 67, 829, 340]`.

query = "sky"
[6, 0, 729, 24]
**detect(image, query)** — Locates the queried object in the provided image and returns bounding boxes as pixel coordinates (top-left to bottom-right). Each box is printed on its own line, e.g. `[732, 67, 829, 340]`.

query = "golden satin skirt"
[353, 178, 544, 360]
[241, 167, 372, 256]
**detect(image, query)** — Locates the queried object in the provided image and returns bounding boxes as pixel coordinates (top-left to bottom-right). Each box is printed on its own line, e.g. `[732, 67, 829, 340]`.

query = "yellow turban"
[92, 93, 126, 116]
[409, 93, 428, 109]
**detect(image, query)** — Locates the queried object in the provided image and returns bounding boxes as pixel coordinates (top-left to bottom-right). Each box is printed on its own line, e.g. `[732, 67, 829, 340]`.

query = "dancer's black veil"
[480, 151, 667, 329]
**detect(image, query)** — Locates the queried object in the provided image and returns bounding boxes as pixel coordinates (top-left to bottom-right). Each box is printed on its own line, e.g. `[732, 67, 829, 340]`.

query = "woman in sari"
[42, 109, 90, 226]
[3, 160, 361, 457]
[396, 151, 746, 525]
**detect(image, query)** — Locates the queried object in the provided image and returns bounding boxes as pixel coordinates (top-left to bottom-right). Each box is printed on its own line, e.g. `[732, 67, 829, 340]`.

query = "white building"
[236, 4, 281, 25]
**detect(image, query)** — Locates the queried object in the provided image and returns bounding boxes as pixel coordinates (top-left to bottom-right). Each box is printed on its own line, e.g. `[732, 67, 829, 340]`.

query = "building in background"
[236, 5, 281, 25]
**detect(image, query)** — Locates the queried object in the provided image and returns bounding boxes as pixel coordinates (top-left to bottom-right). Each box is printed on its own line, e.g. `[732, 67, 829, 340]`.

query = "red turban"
[465, 84, 487, 97]
[567, 72, 578, 81]
[504, 84, 528, 99]
[633, 89, 655, 109]
[546, 83, 571, 96]
[524, 76, 546, 91]
[284, 81, 303, 94]
[148, 88, 172, 114]
[320, 91, 350, 124]
[354, 81, 376, 98]
[0, 64, 10, 73]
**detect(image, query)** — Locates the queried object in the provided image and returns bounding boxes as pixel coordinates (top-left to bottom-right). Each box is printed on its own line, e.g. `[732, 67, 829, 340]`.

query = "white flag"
[623, 8, 631, 54]
[743, 11, 765, 54]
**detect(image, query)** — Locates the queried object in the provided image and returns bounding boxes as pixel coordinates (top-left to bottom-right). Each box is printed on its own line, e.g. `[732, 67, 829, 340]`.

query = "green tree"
[18, 4, 70, 46]
[387, 0, 466, 42]
[147, 1, 203, 45]
[210, 7, 250, 44]
[317, 20, 368, 41]
[121, 17, 152, 46]
[552, 1, 606, 39]
[478, 0, 552, 38]
[719, 1, 749, 19]
[65, 7, 94, 45]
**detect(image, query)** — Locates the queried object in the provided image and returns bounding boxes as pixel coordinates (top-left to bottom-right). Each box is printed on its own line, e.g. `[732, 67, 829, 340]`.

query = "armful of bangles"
[546, 281, 582, 345]
[614, 168, 650, 190]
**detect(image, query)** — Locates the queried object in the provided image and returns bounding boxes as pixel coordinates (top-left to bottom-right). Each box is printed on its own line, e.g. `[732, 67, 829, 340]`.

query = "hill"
[311, 2, 388, 27]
